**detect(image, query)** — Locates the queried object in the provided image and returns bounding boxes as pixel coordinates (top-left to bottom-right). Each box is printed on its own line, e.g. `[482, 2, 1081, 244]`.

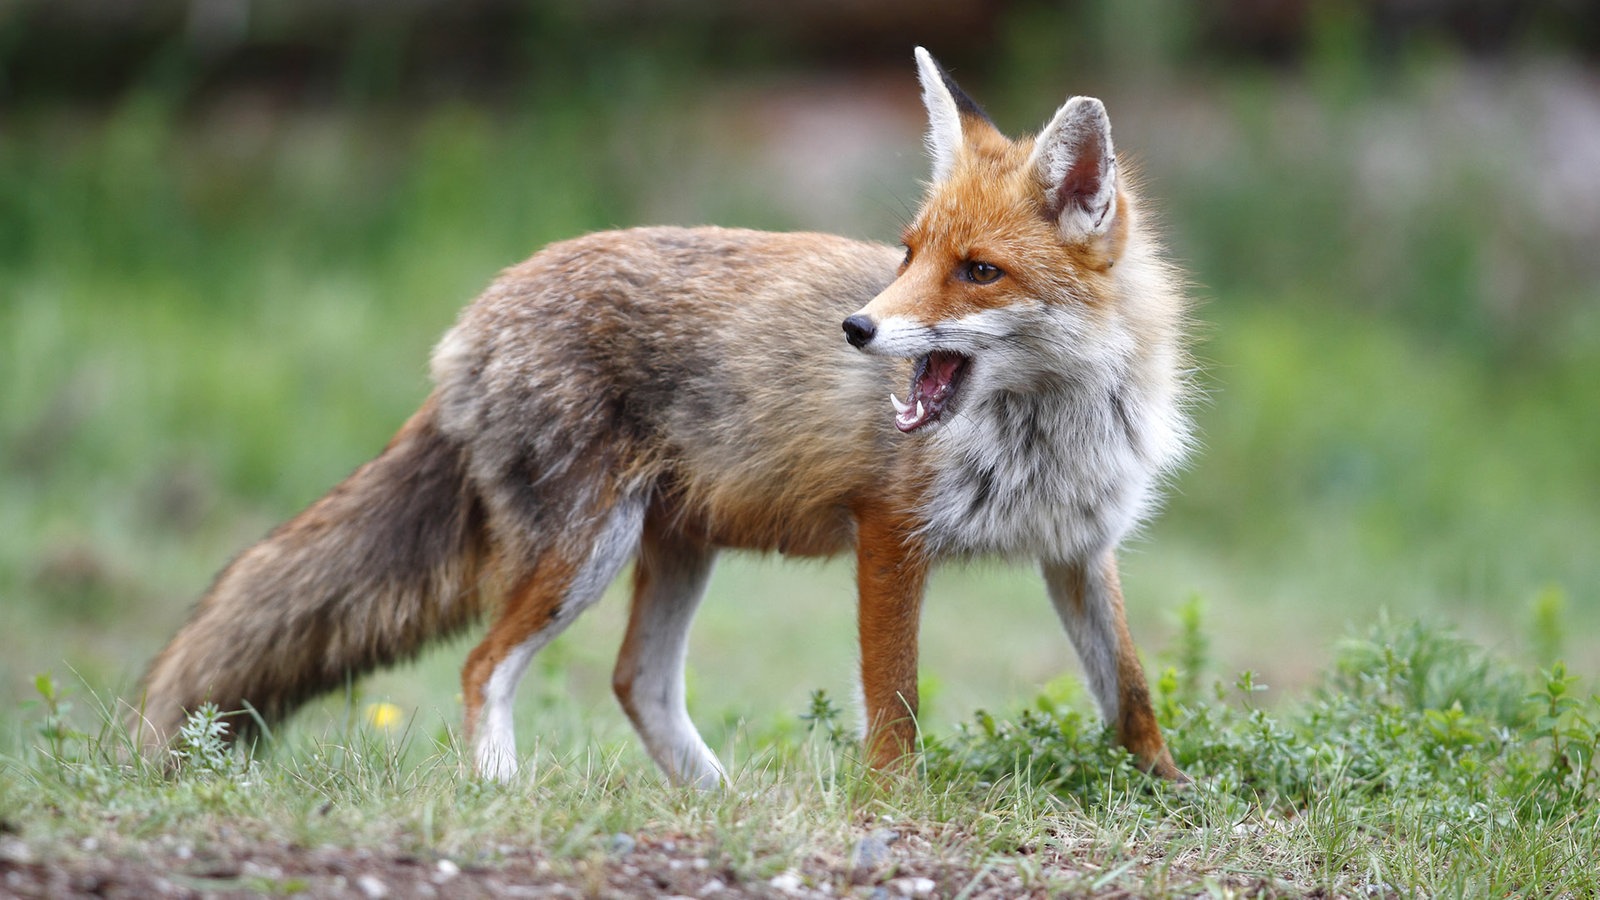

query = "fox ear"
[1031, 96, 1119, 239]
[914, 47, 988, 182]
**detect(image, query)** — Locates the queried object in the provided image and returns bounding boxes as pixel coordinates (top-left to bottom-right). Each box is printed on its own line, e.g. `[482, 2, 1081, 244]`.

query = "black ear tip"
[915, 46, 994, 128]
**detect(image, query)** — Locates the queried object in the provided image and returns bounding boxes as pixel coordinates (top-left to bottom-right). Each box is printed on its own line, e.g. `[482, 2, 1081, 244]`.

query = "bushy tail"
[131, 395, 488, 751]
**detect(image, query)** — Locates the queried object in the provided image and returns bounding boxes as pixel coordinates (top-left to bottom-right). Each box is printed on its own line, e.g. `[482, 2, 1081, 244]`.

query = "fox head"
[844, 48, 1180, 435]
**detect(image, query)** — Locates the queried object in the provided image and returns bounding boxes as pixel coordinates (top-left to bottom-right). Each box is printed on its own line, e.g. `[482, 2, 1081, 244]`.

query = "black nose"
[842, 314, 877, 349]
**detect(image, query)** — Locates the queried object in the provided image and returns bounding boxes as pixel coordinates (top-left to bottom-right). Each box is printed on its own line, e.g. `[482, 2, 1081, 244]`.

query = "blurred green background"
[3, 0, 1598, 752]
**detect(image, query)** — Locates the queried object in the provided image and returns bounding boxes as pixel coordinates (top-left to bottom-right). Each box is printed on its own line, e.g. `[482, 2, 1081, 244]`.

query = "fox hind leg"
[612, 520, 724, 789]
[461, 495, 647, 781]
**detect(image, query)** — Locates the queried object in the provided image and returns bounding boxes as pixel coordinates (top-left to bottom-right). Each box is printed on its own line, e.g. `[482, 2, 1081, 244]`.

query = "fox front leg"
[1043, 553, 1185, 781]
[854, 508, 931, 771]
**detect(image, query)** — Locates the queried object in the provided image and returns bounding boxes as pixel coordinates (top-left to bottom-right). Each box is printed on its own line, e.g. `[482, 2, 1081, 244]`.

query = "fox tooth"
[890, 393, 911, 415]
[914, 400, 925, 420]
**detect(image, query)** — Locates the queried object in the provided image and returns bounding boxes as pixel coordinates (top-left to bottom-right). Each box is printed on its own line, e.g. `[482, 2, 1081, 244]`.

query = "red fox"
[132, 48, 1192, 785]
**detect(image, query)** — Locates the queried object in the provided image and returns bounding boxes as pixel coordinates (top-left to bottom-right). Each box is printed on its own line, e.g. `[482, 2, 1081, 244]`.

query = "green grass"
[5, 617, 1598, 895]
[3, 46, 1599, 894]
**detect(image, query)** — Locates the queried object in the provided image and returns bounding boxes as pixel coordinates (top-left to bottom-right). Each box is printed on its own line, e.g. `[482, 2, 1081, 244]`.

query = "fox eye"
[964, 261, 1004, 284]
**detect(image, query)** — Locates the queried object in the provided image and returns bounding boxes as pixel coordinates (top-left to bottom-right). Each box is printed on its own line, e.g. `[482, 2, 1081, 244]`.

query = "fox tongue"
[917, 351, 965, 400]
[891, 351, 966, 433]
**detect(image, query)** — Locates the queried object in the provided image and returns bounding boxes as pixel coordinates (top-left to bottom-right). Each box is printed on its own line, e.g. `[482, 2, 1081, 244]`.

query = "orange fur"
[853, 503, 932, 770]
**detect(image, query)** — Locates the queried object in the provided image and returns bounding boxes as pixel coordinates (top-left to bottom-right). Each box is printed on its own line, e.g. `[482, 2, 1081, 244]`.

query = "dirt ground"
[1, 828, 1231, 899]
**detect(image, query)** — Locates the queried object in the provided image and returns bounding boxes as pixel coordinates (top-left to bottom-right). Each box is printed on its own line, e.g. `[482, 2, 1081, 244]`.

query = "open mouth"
[890, 350, 971, 433]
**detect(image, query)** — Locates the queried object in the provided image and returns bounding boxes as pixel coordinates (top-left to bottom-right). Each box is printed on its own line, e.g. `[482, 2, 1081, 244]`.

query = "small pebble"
[434, 859, 461, 883]
[849, 829, 899, 873]
[607, 832, 636, 856]
[0, 837, 33, 865]
[770, 870, 804, 893]
[356, 874, 389, 899]
[889, 876, 935, 898]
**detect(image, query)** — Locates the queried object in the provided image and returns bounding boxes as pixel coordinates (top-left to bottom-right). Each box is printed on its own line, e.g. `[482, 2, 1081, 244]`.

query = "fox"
[131, 47, 1193, 786]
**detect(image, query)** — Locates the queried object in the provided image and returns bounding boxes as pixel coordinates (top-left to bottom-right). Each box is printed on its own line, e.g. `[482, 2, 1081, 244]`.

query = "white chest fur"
[917, 374, 1182, 563]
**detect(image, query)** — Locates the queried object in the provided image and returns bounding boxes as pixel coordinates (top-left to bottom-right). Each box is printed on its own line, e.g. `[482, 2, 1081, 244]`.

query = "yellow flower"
[364, 701, 404, 731]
